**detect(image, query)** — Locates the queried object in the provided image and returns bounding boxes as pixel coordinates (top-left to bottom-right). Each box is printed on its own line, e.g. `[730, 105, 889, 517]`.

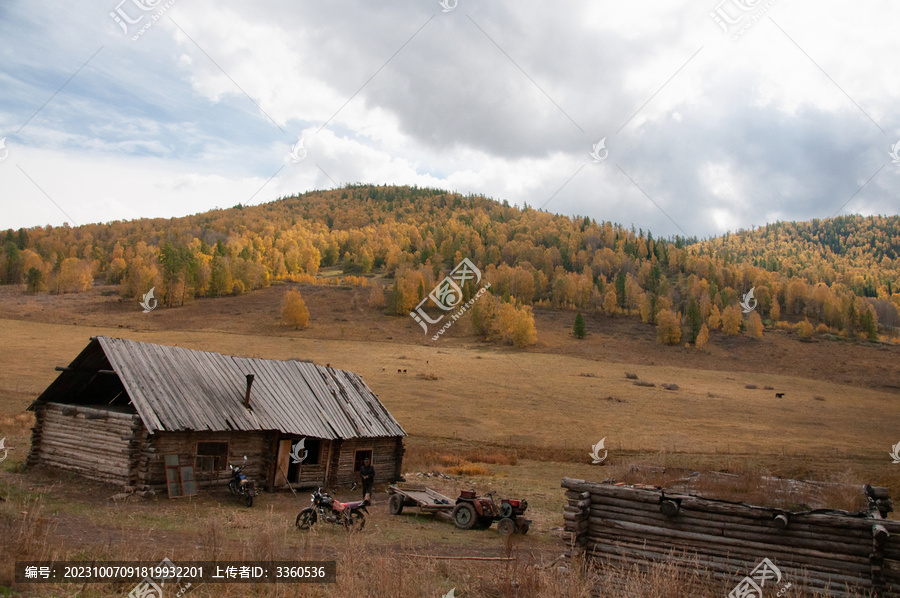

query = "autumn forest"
[1, 184, 898, 347]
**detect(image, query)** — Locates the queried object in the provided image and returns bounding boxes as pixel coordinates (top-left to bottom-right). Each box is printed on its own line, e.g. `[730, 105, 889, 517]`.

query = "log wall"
[561, 477, 900, 597]
[326, 436, 404, 487]
[141, 431, 271, 492]
[28, 403, 142, 487]
[29, 402, 404, 494]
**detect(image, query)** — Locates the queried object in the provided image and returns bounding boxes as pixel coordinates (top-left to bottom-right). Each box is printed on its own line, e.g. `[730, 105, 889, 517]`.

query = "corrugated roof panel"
[46, 337, 408, 439]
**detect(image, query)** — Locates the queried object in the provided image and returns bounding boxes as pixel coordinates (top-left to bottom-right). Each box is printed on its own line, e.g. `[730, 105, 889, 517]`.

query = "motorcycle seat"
[333, 500, 366, 511]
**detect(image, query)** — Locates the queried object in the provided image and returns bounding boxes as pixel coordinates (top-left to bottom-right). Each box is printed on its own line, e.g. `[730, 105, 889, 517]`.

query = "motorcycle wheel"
[347, 510, 366, 531]
[245, 494, 254, 508]
[296, 508, 316, 530]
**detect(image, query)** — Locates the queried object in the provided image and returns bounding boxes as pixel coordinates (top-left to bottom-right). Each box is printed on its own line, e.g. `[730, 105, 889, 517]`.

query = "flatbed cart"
[388, 485, 531, 534]
[388, 484, 456, 522]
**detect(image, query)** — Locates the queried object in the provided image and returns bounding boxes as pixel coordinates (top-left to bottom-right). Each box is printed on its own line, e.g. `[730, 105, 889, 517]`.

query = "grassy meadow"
[1, 284, 898, 597]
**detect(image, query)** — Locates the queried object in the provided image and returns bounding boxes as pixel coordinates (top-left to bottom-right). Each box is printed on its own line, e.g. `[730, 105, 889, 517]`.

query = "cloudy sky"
[1, 0, 898, 238]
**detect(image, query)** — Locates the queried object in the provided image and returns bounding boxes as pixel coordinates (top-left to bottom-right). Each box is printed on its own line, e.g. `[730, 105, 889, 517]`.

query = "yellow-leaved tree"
[656, 309, 682, 345]
[745, 311, 763, 338]
[282, 289, 310, 328]
[770, 301, 781, 323]
[797, 319, 814, 339]
[721, 305, 742, 336]
[602, 289, 618, 315]
[695, 324, 709, 349]
[708, 304, 722, 330]
[471, 293, 537, 347]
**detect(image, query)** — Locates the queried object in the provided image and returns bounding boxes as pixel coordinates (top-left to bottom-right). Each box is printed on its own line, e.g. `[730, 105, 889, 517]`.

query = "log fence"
[561, 477, 899, 596]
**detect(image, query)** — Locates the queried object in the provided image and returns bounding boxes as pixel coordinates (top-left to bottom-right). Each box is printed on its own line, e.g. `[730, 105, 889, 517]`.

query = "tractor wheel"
[497, 517, 516, 536]
[499, 503, 514, 519]
[452, 503, 477, 530]
[389, 494, 404, 515]
[519, 522, 530, 535]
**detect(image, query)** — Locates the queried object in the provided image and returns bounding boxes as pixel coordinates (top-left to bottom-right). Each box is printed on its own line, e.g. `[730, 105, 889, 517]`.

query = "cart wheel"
[389, 494, 404, 515]
[497, 517, 516, 536]
[452, 503, 477, 530]
[499, 503, 514, 519]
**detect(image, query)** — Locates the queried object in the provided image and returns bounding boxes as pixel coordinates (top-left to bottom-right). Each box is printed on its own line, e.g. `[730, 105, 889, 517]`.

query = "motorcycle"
[228, 457, 259, 507]
[295, 487, 368, 530]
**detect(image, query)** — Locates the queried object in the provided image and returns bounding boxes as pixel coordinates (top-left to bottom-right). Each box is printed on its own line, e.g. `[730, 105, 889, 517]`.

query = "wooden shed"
[27, 337, 406, 494]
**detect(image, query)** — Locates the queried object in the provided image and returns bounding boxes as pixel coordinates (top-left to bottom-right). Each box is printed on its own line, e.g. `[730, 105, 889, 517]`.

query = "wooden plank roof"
[31, 337, 406, 439]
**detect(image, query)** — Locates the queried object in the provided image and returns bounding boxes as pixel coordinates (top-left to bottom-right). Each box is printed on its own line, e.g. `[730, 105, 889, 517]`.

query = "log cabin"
[27, 337, 406, 494]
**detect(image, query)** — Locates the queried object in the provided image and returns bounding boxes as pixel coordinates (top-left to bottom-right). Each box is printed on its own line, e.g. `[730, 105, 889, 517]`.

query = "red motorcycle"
[295, 487, 368, 530]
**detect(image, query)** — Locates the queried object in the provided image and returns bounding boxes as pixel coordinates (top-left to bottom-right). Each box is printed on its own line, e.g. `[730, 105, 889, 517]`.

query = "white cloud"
[0, 0, 898, 235]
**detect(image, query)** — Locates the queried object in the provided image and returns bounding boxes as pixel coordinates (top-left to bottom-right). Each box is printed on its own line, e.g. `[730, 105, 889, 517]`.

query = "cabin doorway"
[275, 436, 324, 488]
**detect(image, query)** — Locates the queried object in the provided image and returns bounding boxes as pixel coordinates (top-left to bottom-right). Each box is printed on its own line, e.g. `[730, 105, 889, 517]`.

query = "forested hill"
[698, 215, 900, 297]
[1, 185, 898, 336]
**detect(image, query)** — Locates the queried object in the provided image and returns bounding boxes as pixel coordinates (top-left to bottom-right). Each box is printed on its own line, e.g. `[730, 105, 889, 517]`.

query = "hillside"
[1, 185, 898, 343]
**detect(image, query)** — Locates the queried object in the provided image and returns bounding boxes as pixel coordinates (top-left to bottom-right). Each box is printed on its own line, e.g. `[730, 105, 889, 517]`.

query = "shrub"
[282, 289, 310, 328]
[796, 319, 814, 339]
[443, 461, 491, 476]
[367, 284, 386, 308]
[656, 309, 682, 345]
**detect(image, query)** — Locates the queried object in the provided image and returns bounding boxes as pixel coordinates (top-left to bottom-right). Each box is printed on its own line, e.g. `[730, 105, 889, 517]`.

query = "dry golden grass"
[0, 284, 898, 596]
[3, 316, 891, 463]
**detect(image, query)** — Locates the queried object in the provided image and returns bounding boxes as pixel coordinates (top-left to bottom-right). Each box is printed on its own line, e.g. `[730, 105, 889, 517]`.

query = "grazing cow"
[775, 392, 785, 398]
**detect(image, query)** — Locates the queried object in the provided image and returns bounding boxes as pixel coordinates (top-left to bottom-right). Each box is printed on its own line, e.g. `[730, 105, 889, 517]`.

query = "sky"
[0, 0, 898, 239]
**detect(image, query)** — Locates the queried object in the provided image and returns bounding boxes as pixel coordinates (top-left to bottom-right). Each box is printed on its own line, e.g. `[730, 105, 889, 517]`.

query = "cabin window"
[286, 438, 322, 483]
[306, 438, 321, 465]
[353, 449, 373, 472]
[195, 441, 229, 472]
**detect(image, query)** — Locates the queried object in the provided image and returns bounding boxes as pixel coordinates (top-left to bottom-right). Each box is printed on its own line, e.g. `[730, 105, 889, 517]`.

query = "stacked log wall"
[142, 431, 271, 492]
[29, 403, 141, 487]
[326, 436, 403, 487]
[561, 477, 900, 597]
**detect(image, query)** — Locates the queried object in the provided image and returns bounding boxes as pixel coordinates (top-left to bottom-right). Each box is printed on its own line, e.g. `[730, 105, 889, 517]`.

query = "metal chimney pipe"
[244, 374, 255, 408]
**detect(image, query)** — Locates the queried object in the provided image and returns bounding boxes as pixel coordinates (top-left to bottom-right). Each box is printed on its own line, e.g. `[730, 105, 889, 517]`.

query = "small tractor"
[451, 489, 530, 535]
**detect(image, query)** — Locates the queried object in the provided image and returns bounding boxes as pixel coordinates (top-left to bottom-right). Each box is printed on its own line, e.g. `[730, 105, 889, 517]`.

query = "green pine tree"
[573, 311, 586, 339]
[615, 270, 626, 309]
